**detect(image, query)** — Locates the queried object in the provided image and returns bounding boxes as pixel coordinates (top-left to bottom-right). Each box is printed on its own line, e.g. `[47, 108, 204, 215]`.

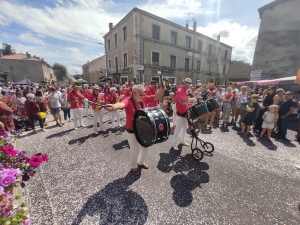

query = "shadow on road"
[68, 131, 109, 145]
[45, 128, 74, 139]
[157, 149, 210, 207]
[113, 140, 129, 151]
[71, 172, 148, 225]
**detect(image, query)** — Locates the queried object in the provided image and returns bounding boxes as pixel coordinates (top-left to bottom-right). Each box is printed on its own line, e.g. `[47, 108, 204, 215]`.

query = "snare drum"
[133, 108, 170, 147]
[206, 98, 220, 112]
[189, 101, 210, 120]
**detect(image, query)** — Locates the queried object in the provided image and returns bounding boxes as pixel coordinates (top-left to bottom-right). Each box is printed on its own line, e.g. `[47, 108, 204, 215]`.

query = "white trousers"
[127, 132, 149, 169]
[92, 109, 104, 130]
[172, 116, 188, 146]
[71, 108, 83, 128]
[84, 101, 91, 116]
[171, 103, 177, 126]
[110, 111, 120, 125]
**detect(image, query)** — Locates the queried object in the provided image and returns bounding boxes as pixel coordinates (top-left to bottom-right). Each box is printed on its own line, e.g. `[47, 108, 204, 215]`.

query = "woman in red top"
[221, 87, 235, 126]
[106, 84, 165, 176]
[24, 93, 45, 133]
[107, 87, 120, 128]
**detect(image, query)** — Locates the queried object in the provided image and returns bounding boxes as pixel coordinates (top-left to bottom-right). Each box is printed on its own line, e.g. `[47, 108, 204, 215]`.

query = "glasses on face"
[284, 94, 291, 96]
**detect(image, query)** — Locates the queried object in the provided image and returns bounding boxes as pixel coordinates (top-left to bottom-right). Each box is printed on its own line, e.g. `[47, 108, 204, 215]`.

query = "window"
[152, 25, 160, 40]
[197, 61, 201, 70]
[215, 64, 219, 73]
[170, 55, 176, 68]
[207, 62, 211, 72]
[108, 59, 111, 68]
[114, 33, 117, 46]
[171, 31, 177, 45]
[225, 50, 228, 59]
[123, 53, 128, 67]
[185, 58, 190, 70]
[186, 36, 191, 48]
[208, 44, 212, 54]
[198, 41, 202, 52]
[115, 57, 118, 72]
[152, 52, 160, 66]
[223, 65, 226, 74]
[123, 26, 127, 41]
[108, 39, 110, 50]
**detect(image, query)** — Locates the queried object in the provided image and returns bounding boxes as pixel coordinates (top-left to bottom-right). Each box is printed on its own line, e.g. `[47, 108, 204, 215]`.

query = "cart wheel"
[203, 142, 214, 153]
[192, 148, 204, 161]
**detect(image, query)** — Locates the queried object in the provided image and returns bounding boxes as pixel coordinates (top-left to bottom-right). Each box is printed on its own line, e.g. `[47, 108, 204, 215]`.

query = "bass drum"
[189, 101, 210, 120]
[133, 108, 170, 147]
[206, 98, 220, 112]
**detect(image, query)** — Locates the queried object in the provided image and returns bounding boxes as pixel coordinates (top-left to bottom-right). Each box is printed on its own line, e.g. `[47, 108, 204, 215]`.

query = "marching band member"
[170, 92, 176, 129]
[67, 84, 85, 130]
[172, 78, 192, 150]
[82, 86, 92, 117]
[124, 81, 134, 97]
[88, 85, 106, 134]
[145, 80, 159, 107]
[106, 84, 165, 176]
[107, 87, 121, 128]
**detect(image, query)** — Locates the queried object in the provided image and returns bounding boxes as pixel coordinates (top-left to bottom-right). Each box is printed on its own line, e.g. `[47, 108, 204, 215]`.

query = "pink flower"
[42, 154, 49, 162]
[24, 216, 30, 225]
[3, 146, 19, 156]
[29, 156, 43, 167]
[0, 186, 4, 195]
[2, 168, 21, 177]
[0, 173, 16, 186]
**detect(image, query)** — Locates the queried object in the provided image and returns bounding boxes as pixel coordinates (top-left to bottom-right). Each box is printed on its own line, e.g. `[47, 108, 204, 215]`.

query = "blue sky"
[0, 0, 272, 75]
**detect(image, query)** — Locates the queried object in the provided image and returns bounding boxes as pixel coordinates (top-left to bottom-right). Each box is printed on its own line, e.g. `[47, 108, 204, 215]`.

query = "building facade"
[228, 61, 252, 82]
[0, 52, 56, 84]
[252, 0, 300, 80]
[82, 55, 106, 84]
[103, 8, 232, 85]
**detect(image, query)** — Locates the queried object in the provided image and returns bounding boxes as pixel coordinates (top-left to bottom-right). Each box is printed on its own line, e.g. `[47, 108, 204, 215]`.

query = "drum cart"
[186, 116, 214, 161]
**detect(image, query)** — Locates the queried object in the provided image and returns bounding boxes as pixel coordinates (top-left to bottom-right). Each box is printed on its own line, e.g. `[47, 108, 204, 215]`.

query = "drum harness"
[127, 98, 144, 134]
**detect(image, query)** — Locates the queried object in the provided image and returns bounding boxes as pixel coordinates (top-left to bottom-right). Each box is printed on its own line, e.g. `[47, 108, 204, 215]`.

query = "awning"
[74, 79, 88, 84]
[237, 76, 298, 86]
[100, 77, 112, 82]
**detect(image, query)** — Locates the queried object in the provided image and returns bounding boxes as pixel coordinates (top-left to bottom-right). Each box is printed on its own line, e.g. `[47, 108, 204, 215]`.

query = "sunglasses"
[284, 94, 291, 95]
[139, 93, 145, 97]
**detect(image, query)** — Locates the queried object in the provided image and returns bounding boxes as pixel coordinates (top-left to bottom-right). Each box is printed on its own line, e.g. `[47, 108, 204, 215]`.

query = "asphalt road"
[19, 112, 300, 225]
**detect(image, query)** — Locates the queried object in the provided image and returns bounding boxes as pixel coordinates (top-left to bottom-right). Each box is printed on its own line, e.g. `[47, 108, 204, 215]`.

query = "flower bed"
[0, 136, 48, 225]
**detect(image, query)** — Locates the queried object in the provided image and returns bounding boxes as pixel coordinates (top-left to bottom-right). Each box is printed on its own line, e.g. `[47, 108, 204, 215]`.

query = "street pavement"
[19, 112, 300, 225]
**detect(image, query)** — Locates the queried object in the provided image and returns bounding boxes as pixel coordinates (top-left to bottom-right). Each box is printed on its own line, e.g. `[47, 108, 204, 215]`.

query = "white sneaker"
[80, 124, 85, 127]
[296, 165, 300, 170]
[41, 129, 47, 132]
[180, 141, 190, 146]
[118, 123, 122, 127]
[173, 145, 179, 150]
[94, 130, 98, 134]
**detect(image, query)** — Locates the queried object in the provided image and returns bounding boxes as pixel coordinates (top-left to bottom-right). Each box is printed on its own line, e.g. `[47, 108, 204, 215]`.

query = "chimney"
[185, 22, 189, 29]
[217, 34, 220, 42]
[193, 20, 197, 32]
[26, 52, 31, 59]
[109, 23, 113, 31]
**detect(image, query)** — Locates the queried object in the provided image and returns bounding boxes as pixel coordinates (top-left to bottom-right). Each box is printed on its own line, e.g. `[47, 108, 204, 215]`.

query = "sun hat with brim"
[183, 78, 192, 84]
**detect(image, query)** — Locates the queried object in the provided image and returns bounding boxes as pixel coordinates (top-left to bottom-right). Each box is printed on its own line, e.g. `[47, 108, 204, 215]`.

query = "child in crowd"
[258, 105, 278, 140]
[240, 95, 259, 135]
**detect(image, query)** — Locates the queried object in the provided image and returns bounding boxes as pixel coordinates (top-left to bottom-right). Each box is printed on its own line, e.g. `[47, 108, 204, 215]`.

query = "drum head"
[133, 110, 156, 147]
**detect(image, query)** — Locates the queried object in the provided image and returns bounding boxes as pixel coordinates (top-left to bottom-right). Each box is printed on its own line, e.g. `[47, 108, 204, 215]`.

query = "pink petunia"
[3, 146, 19, 156]
[42, 154, 49, 162]
[29, 156, 43, 167]
[0, 174, 16, 187]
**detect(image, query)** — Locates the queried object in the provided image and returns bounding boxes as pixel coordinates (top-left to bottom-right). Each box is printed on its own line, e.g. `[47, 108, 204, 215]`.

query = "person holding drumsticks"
[172, 78, 192, 150]
[106, 84, 165, 176]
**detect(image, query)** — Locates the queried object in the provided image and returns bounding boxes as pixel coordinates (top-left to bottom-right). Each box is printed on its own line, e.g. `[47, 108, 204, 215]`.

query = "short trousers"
[50, 107, 61, 115]
[242, 115, 254, 126]
[261, 122, 275, 129]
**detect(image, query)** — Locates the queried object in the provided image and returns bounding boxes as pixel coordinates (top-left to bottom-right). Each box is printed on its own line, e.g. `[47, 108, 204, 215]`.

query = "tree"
[52, 63, 70, 82]
[0, 66, 11, 82]
[1, 43, 15, 55]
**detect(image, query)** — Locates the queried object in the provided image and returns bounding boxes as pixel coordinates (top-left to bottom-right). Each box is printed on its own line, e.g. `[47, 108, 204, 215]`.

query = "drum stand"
[186, 118, 214, 161]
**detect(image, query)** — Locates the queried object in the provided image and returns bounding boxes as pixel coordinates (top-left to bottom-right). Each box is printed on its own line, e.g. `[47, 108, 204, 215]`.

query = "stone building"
[228, 61, 252, 82]
[82, 55, 106, 84]
[252, 0, 300, 80]
[103, 7, 232, 85]
[0, 52, 56, 84]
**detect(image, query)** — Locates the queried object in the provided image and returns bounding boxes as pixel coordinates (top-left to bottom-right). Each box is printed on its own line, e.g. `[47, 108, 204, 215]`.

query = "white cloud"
[66, 47, 80, 54]
[18, 33, 45, 45]
[197, 20, 258, 64]
[0, 14, 10, 26]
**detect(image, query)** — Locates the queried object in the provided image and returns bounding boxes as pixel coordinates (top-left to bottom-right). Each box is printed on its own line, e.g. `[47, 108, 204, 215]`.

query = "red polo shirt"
[88, 94, 103, 110]
[123, 96, 155, 131]
[176, 86, 188, 114]
[145, 87, 158, 107]
[124, 87, 132, 98]
[107, 93, 119, 104]
[67, 91, 83, 109]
